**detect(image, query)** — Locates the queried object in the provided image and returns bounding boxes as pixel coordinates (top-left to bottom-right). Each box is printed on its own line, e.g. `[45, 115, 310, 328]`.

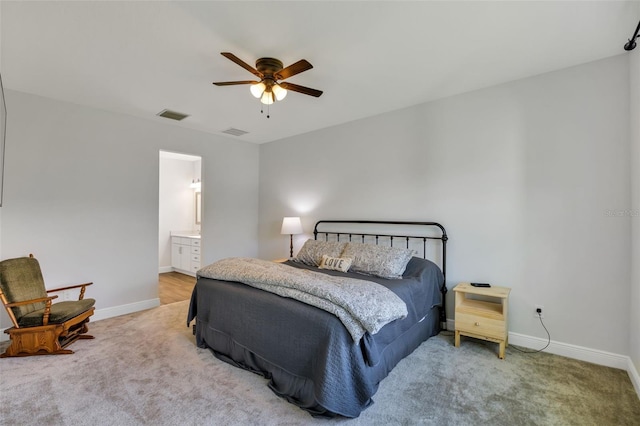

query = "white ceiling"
[1, 1, 638, 144]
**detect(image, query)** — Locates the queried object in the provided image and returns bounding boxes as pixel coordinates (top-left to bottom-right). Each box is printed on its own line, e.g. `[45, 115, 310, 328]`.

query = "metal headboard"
[313, 220, 449, 328]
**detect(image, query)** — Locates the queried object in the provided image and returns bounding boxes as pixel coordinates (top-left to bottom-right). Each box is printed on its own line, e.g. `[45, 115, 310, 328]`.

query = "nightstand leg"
[454, 330, 460, 347]
[499, 341, 505, 359]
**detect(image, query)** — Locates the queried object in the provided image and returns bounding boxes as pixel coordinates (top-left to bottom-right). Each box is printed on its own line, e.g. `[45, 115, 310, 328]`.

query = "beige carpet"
[1, 300, 638, 425]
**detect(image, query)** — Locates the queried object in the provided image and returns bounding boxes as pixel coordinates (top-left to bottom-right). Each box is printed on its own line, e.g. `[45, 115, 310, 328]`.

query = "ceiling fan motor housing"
[256, 58, 284, 76]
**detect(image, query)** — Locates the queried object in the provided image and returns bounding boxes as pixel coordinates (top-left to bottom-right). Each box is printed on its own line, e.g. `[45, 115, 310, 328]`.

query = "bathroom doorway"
[158, 150, 202, 303]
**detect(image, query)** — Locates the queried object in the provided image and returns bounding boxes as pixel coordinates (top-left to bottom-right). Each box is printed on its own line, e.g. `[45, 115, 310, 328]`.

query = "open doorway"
[158, 150, 202, 305]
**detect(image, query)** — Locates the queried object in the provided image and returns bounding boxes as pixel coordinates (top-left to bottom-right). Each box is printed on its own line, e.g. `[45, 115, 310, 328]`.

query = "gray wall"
[1, 90, 259, 325]
[0, 50, 635, 373]
[259, 55, 631, 355]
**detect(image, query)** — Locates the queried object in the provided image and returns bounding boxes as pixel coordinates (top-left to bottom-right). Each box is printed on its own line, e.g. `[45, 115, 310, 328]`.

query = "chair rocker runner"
[0, 254, 95, 357]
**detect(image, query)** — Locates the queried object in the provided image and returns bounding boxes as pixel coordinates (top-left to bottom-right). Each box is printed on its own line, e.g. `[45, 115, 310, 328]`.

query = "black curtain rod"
[624, 20, 640, 51]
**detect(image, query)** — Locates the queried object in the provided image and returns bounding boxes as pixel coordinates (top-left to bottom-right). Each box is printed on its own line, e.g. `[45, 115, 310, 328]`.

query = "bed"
[187, 220, 448, 418]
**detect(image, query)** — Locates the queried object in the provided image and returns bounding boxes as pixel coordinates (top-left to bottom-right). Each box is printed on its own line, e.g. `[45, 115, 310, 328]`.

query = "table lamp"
[281, 217, 303, 258]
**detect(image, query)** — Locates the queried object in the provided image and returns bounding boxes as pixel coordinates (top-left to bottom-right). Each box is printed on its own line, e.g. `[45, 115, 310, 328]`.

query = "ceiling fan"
[212, 52, 323, 106]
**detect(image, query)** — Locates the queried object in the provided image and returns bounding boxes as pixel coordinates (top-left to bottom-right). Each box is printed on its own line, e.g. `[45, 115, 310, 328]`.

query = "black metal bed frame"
[313, 220, 449, 328]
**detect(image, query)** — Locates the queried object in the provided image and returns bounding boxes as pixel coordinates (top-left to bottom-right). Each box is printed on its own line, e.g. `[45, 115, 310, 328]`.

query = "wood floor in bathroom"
[158, 271, 196, 305]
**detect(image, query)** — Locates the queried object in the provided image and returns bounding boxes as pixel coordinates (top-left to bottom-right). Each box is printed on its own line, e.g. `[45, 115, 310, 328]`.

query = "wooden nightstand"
[273, 258, 290, 263]
[453, 282, 511, 359]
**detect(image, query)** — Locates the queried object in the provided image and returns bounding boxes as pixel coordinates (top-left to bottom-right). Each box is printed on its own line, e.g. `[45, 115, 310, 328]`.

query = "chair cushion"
[0, 257, 47, 319]
[18, 298, 95, 327]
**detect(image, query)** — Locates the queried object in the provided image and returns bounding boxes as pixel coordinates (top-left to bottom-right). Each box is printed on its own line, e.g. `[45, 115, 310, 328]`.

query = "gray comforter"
[197, 257, 408, 342]
[188, 257, 444, 418]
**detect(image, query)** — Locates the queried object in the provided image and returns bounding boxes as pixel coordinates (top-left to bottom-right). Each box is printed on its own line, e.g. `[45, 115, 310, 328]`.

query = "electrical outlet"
[534, 305, 544, 319]
[55, 290, 71, 301]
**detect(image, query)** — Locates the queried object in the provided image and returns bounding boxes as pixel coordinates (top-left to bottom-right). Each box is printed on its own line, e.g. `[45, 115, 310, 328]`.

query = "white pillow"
[318, 255, 353, 273]
[293, 239, 347, 267]
[341, 242, 414, 279]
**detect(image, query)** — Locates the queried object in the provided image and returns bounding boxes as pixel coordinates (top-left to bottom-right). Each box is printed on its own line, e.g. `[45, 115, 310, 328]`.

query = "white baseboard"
[92, 298, 160, 322]
[507, 331, 629, 370]
[628, 357, 640, 400]
[0, 298, 161, 342]
[447, 319, 639, 399]
[446, 318, 455, 331]
[159, 266, 196, 276]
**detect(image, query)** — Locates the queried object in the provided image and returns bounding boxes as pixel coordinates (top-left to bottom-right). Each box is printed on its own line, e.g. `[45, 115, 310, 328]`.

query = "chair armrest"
[5, 295, 58, 308]
[46, 282, 92, 301]
[46, 282, 93, 293]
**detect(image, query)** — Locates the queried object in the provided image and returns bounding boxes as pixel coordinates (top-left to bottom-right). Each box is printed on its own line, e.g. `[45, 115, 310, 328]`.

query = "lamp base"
[289, 234, 294, 258]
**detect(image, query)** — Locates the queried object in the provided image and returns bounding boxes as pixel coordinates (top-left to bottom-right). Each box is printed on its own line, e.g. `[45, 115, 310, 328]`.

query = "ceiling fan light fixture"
[260, 91, 274, 105]
[273, 84, 287, 101]
[213, 53, 322, 116]
[250, 81, 266, 98]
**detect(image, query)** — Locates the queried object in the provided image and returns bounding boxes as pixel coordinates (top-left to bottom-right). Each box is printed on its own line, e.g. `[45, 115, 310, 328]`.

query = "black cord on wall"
[510, 312, 551, 354]
[624, 20, 640, 51]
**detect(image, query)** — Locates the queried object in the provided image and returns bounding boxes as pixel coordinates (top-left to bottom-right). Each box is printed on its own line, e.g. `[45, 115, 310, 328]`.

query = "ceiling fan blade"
[276, 59, 313, 80]
[279, 82, 323, 97]
[220, 52, 262, 78]
[212, 80, 258, 86]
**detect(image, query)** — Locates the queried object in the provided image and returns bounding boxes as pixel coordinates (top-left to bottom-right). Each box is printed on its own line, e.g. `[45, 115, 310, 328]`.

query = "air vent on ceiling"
[221, 128, 249, 137]
[157, 109, 189, 121]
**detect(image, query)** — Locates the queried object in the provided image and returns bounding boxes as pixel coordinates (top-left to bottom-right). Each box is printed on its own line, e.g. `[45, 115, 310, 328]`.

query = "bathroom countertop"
[171, 232, 201, 239]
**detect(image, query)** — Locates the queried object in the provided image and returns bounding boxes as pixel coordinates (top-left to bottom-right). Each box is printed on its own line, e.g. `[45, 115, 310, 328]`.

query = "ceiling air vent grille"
[221, 128, 249, 137]
[157, 109, 189, 121]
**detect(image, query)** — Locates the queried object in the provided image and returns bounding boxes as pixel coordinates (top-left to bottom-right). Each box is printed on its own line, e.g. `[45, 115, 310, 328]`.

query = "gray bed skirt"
[196, 304, 439, 417]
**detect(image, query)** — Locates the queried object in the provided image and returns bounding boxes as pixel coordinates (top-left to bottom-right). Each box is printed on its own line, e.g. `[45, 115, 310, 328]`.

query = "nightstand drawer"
[455, 312, 506, 340]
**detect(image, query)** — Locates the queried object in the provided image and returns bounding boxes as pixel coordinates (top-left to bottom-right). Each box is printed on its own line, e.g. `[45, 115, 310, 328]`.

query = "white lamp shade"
[190, 179, 201, 191]
[273, 84, 287, 101]
[260, 91, 274, 105]
[281, 217, 303, 235]
[250, 82, 266, 98]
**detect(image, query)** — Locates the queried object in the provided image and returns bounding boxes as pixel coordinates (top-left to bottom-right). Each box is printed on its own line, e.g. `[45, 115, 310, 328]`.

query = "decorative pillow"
[293, 239, 347, 267]
[341, 242, 414, 279]
[318, 255, 353, 273]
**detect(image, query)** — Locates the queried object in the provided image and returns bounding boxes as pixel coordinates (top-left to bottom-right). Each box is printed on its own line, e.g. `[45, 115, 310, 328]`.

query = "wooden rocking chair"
[0, 254, 95, 357]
